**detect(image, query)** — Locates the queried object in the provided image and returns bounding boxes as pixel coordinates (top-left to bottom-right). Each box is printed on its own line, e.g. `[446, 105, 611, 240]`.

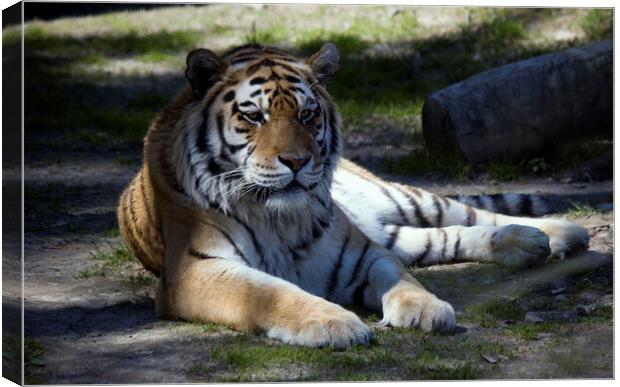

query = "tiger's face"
[181, 44, 341, 213]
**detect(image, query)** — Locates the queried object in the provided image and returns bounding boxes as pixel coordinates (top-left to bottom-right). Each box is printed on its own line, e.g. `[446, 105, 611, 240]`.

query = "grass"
[467, 297, 524, 328]
[25, 338, 45, 384]
[566, 202, 601, 218]
[580, 9, 613, 41]
[383, 148, 472, 180]
[546, 343, 591, 377]
[189, 323, 486, 381]
[506, 322, 557, 341]
[77, 244, 138, 279]
[485, 159, 523, 182]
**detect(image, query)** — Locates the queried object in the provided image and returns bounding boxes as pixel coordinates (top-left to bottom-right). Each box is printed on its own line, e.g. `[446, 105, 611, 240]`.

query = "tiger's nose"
[277, 154, 311, 173]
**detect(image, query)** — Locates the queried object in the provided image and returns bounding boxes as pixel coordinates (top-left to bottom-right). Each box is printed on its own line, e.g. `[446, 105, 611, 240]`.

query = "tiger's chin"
[263, 186, 311, 212]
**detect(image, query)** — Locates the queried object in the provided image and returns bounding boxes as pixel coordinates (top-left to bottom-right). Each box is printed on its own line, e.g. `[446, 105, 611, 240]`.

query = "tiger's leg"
[385, 224, 551, 268]
[333, 159, 588, 261]
[157, 253, 372, 348]
[354, 249, 456, 332]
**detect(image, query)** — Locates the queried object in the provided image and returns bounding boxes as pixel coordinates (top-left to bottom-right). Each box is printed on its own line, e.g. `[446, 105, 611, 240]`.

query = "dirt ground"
[3, 4, 613, 383]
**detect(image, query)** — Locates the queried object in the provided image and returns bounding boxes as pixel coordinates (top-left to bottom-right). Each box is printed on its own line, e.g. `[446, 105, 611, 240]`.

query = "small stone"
[524, 312, 545, 323]
[553, 294, 567, 302]
[481, 354, 498, 364]
[561, 177, 573, 183]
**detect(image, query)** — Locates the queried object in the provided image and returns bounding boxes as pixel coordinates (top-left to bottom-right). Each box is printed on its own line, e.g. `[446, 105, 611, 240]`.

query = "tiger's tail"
[448, 192, 612, 217]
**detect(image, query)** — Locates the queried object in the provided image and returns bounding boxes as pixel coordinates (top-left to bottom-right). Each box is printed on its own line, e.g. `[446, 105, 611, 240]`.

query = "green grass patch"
[383, 149, 471, 180]
[484, 159, 522, 182]
[566, 202, 601, 218]
[24, 26, 203, 57]
[581, 305, 613, 320]
[297, 31, 371, 56]
[93, 244, 135, 268]
[404, 358, 477, 380]
[244, 23, 288, 45]
[546, 344, 591, 377]
[138, 50, 175, 63]
[121, 271, 156, 291]
[467, 297, 524, 328]
[25, 338, 45, 384]
[506, 322, 558, 340]
[77, 244, 137, 279]
[581, 9, 613, 41]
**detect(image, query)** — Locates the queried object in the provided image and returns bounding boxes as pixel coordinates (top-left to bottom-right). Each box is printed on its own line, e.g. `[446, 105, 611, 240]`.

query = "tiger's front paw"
[491, 224, 551, 267]
[539, 219, 589, 259]
[267, 302, 372, 349]
[381, 283, 455, 332]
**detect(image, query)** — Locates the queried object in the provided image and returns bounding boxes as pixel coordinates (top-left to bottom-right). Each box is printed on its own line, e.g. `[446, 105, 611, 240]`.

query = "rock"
[553, 294, 567, 302]
[481, 354, 498, 364]
[524, 312, 545, 323]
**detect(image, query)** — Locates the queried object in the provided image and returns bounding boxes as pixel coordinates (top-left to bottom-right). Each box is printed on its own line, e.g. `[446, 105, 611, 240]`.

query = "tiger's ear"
[185, 48, 226, 100]
[306, 43, 340, 84]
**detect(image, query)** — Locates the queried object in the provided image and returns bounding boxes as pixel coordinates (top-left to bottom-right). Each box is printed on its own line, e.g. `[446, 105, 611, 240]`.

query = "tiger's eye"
[244, 111, 263, 123]
[300, 109, 312, 120]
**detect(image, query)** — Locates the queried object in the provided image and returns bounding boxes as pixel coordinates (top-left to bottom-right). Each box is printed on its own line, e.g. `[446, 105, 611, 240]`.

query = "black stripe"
[380, 186, 408, 225]
[415, 234, 433, 263]
[212, 224, 251, 266]
[432, 195, 444, 227]
[326, 234, 350, 300]
[230, 55, 259, 65]
[392, 185, 431, 227]
[228, 143, 248, 153]
[285, 75, 300, 83]
[239, 101, 256, 107]
[215, 112, 232, 163]
[439, 229, 448, 258]
[230, 101, 240, 117]
[138, 172, 154, 226]
[346, 241, 370, 288]
[249, 76, 267, 85]
[385, 225, 400, 249]
[223, 90, 235, 102]
[249, 89, 262, 97]
[234, 126, 250, 134]
[352, 280, 368, 305]
[490, 194, 510, 214]
[275, 62, 301, 75]
[519, 194, 533, 216]
[473, 195, 483, 209]
[232, 215, 265, 268]
[188, 247, 219, 260]
[465, 206, 476, 226]
[207, 157, 225, 175]
[328, 106, 339, 154]
[453, 232, 461, 261]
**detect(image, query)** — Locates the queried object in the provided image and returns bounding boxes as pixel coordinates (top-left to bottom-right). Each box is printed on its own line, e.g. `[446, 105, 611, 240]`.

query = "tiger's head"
[175, 43, 341, 215]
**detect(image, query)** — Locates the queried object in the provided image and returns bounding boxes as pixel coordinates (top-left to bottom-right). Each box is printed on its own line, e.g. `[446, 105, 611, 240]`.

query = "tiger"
[117, 43, 590, 348]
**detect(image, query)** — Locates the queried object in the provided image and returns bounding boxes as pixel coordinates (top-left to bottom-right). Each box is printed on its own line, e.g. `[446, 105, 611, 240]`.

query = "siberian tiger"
[118, 43, 589, 348]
